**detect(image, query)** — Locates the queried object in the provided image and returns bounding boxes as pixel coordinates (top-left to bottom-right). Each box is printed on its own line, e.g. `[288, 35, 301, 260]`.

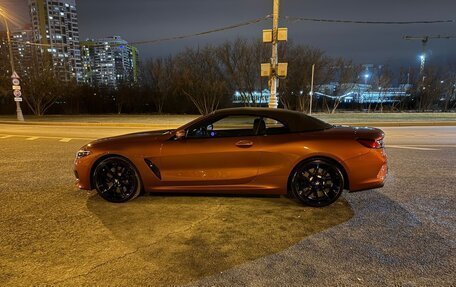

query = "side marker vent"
[144, 159, 162, 180]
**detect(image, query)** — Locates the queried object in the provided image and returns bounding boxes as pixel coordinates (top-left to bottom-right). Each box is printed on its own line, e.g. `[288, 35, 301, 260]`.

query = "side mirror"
[175, 129, 186, 140]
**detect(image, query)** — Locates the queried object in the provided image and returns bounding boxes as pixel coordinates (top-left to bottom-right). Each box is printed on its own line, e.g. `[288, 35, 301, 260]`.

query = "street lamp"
[419, 54, 426, 75]
[0, 7, 24, 121]
[364, 73, 370, 84]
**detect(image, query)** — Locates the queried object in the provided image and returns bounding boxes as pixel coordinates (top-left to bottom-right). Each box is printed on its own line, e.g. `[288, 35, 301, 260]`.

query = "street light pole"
[1, 8, 24, 121]
[309, 64, 315, 115]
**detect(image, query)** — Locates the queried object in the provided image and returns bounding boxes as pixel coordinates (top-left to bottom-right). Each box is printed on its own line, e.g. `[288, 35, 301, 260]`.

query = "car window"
[264, 118, 289, 135]
[187, 115, 258, 138]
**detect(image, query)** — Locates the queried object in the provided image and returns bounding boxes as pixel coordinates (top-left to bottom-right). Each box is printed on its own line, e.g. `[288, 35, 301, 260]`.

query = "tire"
[290, 159, 345, 207]
[93, 156, 142, 203]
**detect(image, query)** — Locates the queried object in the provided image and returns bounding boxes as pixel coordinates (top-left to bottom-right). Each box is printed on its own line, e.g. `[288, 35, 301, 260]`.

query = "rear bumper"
[345, 148, 388, 192]
[349, 181, 385, 193]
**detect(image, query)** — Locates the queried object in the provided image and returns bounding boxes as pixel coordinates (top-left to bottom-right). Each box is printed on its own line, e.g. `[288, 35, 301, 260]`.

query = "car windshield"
[175, 113, 212, 132]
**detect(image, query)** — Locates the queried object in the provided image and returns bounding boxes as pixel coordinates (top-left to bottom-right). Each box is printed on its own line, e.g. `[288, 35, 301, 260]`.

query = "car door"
[158, 115, 261, 186]
[254, 117, 301, 179]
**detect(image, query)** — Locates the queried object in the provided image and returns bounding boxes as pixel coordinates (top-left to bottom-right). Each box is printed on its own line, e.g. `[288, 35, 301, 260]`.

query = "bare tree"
[176, 47, 229, 115]
[330, 59, 362, 114]
[417, 66, 445, 111]
[143, 57, 175, 113]
[22, 61, 65, 116]
[0, 41, 14, 112]
[114, 84, 126, 114]
[394, 67, 416, 111]
[441, 62, 456, 111]
[216, 38, 268, 106]
[371, 66, 393, 112]
[113, 81, 142, 114]
[278, 43, 332, 112]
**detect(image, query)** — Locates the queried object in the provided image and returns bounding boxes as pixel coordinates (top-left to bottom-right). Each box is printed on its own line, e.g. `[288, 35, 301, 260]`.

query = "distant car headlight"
[76, 150, 92, 159]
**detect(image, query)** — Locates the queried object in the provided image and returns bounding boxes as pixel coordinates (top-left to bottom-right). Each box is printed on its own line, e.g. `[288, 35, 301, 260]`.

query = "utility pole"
[261, 0, 288, 109]
[309, 64, 315, 115]
[0, 8, 24, 121]
[269, 0, 279, 109]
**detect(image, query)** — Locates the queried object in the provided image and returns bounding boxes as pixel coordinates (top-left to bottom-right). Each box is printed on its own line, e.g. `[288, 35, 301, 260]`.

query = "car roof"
[211, 107, 332, 132]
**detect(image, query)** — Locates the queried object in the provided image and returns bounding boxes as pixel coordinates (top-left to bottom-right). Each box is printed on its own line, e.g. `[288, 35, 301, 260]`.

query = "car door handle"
[235, 140, 253, 148]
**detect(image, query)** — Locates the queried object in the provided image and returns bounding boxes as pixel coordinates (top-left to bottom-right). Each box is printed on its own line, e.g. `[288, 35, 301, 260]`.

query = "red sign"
[13, 90, 22, 97]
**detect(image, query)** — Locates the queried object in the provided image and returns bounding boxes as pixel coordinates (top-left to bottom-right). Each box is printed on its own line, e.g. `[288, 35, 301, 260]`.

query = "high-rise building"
[28, 0, 82, 81]
[81, 36, 139, 88]
[0, 31, 11, 76]
[11, 27, 34, 77]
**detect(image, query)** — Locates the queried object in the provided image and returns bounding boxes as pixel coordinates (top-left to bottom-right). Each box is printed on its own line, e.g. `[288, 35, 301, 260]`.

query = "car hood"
[87, 130, 172, 149]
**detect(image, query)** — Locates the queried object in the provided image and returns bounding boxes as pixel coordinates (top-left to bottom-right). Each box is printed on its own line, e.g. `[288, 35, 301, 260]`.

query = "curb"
[1, 120, 456, 128]
[0, 121, 182, 128]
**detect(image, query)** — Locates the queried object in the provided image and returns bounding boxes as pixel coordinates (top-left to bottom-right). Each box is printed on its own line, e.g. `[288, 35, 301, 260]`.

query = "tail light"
[357, 137, 384, 149]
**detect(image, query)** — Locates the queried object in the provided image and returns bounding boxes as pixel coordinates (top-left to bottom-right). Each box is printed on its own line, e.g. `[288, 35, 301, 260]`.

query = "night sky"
[3, 0, 456, 68]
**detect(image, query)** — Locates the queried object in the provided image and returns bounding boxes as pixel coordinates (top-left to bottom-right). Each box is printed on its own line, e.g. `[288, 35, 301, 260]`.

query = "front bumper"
[74, 155, 95, 190]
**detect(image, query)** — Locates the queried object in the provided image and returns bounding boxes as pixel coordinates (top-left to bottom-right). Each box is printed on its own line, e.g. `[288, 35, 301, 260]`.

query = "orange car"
[74, 108, 387, 207]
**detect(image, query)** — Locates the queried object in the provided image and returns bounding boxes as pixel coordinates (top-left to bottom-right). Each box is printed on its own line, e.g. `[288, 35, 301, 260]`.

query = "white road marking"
[26, 137, 39, 141]
[389, 145, 456, 148]
[0, 134, 92, 141]
[387, 145, 440, 151]
[59, 138, 72, 142]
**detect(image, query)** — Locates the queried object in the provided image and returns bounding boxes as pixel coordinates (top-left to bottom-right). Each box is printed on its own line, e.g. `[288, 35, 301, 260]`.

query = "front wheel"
[290, 159, 345, 207]
[93, 156, 142, 203]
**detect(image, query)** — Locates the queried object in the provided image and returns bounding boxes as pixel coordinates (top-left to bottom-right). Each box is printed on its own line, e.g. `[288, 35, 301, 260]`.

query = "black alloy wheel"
[290, 159, 344, 207]
[93, 156, 142, 203]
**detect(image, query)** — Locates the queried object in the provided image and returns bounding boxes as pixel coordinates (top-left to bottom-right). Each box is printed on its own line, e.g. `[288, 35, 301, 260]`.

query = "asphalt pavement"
[1, 123, 456, 145]
[0, 124, 454, 286]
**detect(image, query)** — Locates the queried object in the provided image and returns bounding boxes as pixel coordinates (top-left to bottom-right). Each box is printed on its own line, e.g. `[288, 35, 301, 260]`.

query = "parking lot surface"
[0, 125, 454, 286]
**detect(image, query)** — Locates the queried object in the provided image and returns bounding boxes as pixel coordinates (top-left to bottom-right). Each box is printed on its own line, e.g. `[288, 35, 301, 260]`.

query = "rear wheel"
[290, 159, 344, 207]
[93, 156, 141, 203]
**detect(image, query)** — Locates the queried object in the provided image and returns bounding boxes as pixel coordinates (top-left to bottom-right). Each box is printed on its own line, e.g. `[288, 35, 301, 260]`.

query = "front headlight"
[76, 150, 91, 159]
